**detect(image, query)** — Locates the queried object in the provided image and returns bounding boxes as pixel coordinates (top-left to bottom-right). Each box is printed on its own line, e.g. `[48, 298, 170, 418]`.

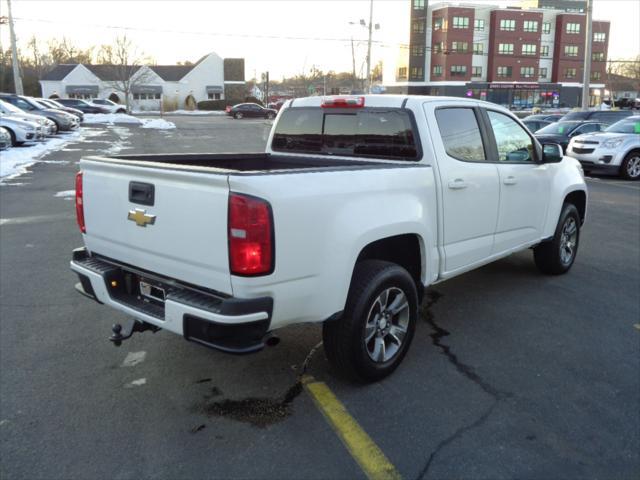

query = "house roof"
[41, 64, 78, 81]
[148, 65, 195, 81]
[84, 64, 143, 81]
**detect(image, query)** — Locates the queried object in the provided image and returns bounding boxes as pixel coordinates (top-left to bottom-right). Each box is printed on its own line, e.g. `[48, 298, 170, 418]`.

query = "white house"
[39, 53, 246, 110]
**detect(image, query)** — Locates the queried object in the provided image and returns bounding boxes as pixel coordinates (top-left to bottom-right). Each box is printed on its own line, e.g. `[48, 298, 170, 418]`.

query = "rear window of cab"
[272, 107, 420, 160]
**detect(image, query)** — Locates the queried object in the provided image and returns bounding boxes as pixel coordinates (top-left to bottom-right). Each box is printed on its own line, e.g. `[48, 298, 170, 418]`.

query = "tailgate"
[80, 158, 232, 295]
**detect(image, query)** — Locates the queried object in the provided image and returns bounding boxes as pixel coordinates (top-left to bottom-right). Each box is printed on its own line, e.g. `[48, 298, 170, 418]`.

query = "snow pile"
[140, 118, 176, 130]
[132, 109, 226, 116]
[83, 113, 142, 125]
[54, 190, 75, 197]
[0, 131, 83, 182]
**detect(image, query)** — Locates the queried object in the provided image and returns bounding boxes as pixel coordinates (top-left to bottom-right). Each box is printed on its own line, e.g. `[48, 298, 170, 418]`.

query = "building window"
[450, 65, 467, 77]
[564, 45, 579, 57]
[473, 43, 483, 55]
[541, 45, 549, 57]
[432, 65, 442, 77]
[499, 19, 516, 31]
[565, 68, 577, 78]
[207, 93, 221, 100]
[592, 52, 605, 61]
[497, 66, 512, 78]
[539, 67, 548, 78]
[451, 41, 468, 53]
[413, 0, 424, 9]
[410, 66, 424, 80]
[412, 20, 425, 34]
[520, 66, 535, 78]
[566, 22, 581, 34]
[542, 22, 551, 34]
[523, 20, 538, 32]
[433, 17, 444, 31]
[397, 67, 407, 79]
[411, 45, 425, 56]
[498, 43, 514, 55]
[591, 71, 601, 80]
[452, 16, 469, 29]
[593, 32, 606, 42]
[522, 44, 537, 56]
[474, 19, 485, 31]
[472, 66, 482, 77]
[432, 41, 444, 53]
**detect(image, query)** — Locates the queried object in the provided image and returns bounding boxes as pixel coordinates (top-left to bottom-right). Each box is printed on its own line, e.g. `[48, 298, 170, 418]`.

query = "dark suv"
[56, 98, 110, 114]
[561, 110, 634, 124]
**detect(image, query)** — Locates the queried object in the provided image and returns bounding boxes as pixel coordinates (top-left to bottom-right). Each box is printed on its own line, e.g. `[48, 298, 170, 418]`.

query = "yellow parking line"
[303, 375, 401, 480]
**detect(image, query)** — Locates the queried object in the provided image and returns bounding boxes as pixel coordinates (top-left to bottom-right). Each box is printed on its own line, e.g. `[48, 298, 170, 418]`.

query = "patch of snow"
[54, 190, 75, 198]
[141, 118, 176, 130]
[0, 130, 83, 182]
[132, 109, 226, 116]
[122, 351, 146, 367]
[125, 378, 147, 388]
[83, 113, 142, 125]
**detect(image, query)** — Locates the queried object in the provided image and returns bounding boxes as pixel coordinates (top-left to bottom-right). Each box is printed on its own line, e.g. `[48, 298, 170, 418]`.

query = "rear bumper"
[70, 248, 273, 354]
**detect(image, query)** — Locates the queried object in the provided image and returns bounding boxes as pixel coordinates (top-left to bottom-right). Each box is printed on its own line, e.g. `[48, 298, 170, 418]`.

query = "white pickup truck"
[71, 95, 587, 382]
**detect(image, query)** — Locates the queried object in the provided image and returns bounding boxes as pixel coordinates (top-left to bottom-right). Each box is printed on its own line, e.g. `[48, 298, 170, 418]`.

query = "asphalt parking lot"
[1, 115, 638, 480]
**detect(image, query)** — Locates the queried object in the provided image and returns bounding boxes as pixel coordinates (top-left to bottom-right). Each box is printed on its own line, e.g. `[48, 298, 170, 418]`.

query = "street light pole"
[365, 0, 374, 93]
[581, 0, 593, 110]
[7, 0, 24, 95]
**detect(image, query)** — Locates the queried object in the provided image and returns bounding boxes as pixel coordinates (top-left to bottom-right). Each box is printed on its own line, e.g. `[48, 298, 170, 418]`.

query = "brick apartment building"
[383, 0, 610, 108]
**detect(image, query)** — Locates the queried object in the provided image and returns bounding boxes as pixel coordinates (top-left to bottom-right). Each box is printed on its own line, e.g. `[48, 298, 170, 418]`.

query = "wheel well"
[565, 190, 586, 224]
[356, 234, 423, 295]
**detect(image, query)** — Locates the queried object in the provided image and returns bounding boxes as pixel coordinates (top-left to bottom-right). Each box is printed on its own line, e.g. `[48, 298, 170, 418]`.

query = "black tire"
[116, 109, 126, 114]
[266, 112, 276, 120]
[323, 260, 418, 382]
[234, 112, 243, 119]
[5, 128, 17, 147]
[620, 150, 640, 180]
[534, 203, 580, 275]
[50, 120, 59, 135]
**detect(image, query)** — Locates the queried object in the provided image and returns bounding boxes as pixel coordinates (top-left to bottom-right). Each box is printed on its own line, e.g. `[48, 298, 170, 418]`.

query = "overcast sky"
[1, 0, 638, 80]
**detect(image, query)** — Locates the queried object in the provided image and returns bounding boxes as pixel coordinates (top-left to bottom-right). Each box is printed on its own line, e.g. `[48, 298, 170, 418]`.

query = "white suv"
[90, 99, 127, 114]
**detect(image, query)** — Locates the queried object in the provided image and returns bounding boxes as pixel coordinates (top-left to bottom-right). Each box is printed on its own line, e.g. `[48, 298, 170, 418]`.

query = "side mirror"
[542, 143, 563, 163]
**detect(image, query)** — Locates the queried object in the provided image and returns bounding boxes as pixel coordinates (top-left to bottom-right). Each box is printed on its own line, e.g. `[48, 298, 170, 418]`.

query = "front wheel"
[266, 112, 276, 120]
[234, 112, 243, 119]
[533, 203, 580, 275]
[620, 151, 640, 180]
[323, 260, 418, 382]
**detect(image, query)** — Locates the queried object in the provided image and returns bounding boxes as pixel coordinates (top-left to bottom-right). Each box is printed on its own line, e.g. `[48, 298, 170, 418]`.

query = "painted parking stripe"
[303, 376, 401, 480]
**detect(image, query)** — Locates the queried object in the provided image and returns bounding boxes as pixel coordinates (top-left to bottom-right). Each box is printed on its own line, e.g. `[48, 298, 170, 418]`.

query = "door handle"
[448, 178, 468, 190]
[503, 176, 517, 185]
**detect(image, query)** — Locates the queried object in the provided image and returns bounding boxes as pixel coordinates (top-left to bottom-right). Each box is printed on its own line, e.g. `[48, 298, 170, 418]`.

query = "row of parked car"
[522, 109, 640, 180]
[0, 93, 125, 150]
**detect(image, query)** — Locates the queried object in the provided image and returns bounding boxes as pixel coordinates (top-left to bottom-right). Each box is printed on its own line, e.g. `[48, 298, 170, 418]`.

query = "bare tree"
[96, 35, 154, 111]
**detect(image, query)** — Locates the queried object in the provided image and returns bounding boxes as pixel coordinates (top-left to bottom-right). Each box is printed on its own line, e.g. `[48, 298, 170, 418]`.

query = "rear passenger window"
[435, 108, 486, 161]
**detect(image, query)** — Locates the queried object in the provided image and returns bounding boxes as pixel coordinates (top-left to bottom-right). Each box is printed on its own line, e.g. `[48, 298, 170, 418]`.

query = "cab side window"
[435, 107, 486, 161]
[487, 111, 535, 162]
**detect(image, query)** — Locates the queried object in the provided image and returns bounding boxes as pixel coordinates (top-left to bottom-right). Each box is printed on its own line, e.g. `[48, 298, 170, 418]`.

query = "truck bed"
[99, 153, 395, 174]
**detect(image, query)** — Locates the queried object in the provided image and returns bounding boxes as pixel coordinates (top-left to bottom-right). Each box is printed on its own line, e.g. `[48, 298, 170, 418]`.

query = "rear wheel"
[620, 151, 640, 180]
[534, 203, 580, 275]
[266, 112, 276, 120]
[5, 128, 17, 146]
[323, 260, 418, 382]
[234, 112, 243, 119]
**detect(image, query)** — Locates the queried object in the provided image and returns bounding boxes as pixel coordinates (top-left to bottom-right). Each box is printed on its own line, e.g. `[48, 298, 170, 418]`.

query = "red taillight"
[76, 172, 87, 233]
[228, 193, 274, 276]
[75, 171, 86, 233]
[321, 96, 365, 108]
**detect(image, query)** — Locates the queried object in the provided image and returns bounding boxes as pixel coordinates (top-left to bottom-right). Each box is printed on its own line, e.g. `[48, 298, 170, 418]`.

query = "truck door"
[482, 109, 551, 253]
[426, 104, 500, 273]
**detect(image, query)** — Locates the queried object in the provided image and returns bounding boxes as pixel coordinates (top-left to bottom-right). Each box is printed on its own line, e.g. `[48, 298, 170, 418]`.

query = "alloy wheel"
[364, 287, 410, 363]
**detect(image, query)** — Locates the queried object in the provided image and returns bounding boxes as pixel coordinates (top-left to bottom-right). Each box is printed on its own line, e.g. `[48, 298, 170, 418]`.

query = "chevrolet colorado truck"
[70, 95, 587, 382]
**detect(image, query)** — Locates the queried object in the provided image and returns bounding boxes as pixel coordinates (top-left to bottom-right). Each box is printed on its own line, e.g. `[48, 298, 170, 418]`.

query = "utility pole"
[365, 0, 374, 94]
[351, 37, 357, 93]
[7, 0, 24, 95]
[265, 71, 269, 107]
[581, 0, 593, 110]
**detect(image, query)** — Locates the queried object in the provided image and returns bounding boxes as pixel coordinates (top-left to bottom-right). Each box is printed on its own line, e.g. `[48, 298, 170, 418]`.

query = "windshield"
[536, 121, 579, 135]
[0, 100, 24, 114]
[605, 118, 640, 134]
[47, 99, 64, 108]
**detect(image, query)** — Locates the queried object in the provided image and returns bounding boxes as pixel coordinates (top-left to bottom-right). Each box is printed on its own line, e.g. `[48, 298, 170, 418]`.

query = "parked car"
[0, 114, 45, 146]
[56, 98, 111, 114]
[560, 109, 634, 123]
[70, 95, 587, 382]
[0, 126, 11, 150]
[0, 93, 79, 133]
[0, 99, 56, 136]
[227, 103, 277, 119]
[535, 120, 608, 152]
[90, 98, 126, 114]
[35, 98, 84, 122]
[523, 113, 564, 123]
[566, 116, 640, 180]
[523, 119, 552, 132]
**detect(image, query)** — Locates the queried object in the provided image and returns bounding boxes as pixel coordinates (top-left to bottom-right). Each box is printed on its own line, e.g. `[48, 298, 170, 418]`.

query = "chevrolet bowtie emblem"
[127, 208, 156, 227]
